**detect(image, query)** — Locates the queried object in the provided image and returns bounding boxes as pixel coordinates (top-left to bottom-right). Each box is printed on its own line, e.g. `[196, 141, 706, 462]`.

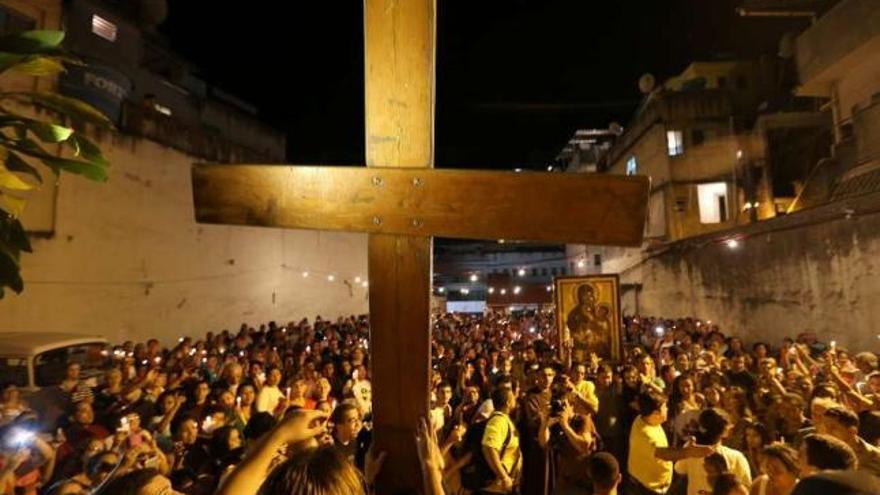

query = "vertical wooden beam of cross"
[363, 1, 434, 492]
[191, 1, 649, 492]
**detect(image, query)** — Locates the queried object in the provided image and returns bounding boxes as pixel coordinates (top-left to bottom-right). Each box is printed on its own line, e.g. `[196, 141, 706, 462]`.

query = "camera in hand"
[549, 378, 571, 417]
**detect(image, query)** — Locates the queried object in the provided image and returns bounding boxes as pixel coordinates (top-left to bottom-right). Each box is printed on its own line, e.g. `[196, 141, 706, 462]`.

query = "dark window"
[532, 268, 538, 276]
[594, 254, 602, 267]
[0, 6, 35, 35]
[717, 76, 727, 88]
[551, 268, 557, 276]
[34, 343, 109, 387]
[692, 129, 705, 146]
[541, 268, 548, 276]
[718, 195, 729, 222]
[560, 267, 567, 275]
[503, 268, 509, 275]
[736, 76, 748, 89]
[0, 358, 27, 387]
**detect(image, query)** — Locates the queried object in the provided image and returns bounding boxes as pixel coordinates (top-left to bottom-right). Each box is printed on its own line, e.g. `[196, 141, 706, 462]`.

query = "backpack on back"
[459, 413, 512, 491]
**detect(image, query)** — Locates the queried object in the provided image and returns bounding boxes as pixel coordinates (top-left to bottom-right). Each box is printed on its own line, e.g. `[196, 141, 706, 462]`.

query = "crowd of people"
[1, 312, 880, 495]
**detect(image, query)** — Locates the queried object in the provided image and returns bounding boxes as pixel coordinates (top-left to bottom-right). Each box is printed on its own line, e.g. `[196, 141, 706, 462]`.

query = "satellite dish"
[609, 122, 623, 135]
[778, 32, 795, 59]
[638, 73, 656, 94]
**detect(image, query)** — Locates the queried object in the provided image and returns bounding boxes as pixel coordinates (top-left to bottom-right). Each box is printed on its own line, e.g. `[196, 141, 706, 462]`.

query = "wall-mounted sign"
[59, 62, 132, 124]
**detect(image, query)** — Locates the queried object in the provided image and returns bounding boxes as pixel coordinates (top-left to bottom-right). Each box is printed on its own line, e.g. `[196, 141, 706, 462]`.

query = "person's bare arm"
[482, 446, 513, 491]
[155, 396, 185, 435]
[443, 451, 472, 477]
[537, 413, 552, 449]
[31, 436, 56, 484]
[557, 405, 594, 455]
[216, 410, 328, 495]
[568, 390, 598, 415]
[654, 443, 714, 462]
[767, 375, 787, 396]
[440, 424, 466, 458]
[795, 344, 818, 368]
[829, 368, 873, 409]
[416, 418, 445, 495]
[145, 434, 170, 475]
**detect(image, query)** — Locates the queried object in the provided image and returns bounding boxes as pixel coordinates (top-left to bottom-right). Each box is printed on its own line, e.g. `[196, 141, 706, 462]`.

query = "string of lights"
[25, 264, 369, 289]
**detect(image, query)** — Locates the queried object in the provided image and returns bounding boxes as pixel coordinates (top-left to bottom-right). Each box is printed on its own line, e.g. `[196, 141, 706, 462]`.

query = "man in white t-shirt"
[429, 381, 453, 434]
[674, 408, 751, 495]
[255, 366, 285, 414]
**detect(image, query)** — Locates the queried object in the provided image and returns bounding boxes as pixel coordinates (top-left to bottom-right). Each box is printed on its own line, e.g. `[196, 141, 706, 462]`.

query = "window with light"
[626, 156, 637, 175]
[697, 182, 729, 224]
[92, 14, 117, 42]
[667, 130, 684, 156]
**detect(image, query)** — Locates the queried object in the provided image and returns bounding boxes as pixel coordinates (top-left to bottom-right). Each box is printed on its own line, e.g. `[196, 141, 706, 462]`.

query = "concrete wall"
[0, 128, 369, 344]
[616, 191, 880, 352]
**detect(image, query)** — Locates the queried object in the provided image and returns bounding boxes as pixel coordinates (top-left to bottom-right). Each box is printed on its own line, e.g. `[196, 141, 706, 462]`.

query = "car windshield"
[34, 343, 109, 387]
[0, 357, 28, 387]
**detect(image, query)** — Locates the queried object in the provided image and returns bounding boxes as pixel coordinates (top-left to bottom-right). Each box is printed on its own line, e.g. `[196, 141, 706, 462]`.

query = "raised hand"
[276, 409, 329, 444]
[415, 416, 444, 471]
[364, 445, 388, 487]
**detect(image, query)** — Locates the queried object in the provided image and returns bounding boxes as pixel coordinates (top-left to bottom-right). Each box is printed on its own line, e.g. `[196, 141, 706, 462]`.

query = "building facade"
[0, 0, 369, 343]
[793, 0, 880, 209]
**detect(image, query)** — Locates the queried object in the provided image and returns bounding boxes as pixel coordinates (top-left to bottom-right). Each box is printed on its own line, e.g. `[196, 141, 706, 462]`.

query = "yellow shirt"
[628, 415, 672, 492]
[575, 379, 599, 413]
[482, 412, 521, 476]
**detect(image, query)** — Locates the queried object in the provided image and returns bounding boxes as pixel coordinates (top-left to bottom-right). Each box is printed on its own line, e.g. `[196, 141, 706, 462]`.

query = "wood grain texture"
[364, 1, 435, 493]
[367, 234, 432, 494]
[191, 165, 650, 247]
[364, 0, 435, 167]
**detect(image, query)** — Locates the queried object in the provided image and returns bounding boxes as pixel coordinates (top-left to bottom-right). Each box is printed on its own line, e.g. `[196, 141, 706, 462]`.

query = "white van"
[0, 332, 110, 391]
[0, 332, 110, 429]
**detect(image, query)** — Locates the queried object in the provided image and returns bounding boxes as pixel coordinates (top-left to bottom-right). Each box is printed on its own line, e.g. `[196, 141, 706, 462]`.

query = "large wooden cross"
[192, 1, 648, 492]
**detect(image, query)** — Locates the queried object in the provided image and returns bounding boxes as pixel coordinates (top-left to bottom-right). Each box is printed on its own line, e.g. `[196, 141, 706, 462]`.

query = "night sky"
[160, 0, 804, 169]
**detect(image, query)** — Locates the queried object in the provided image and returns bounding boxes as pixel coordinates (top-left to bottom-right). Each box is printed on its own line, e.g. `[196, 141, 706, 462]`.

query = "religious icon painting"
[554, 274, 622, 363]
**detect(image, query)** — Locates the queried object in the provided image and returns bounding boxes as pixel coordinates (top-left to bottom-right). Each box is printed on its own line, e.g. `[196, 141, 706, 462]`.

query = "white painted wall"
[0, 129, 369, 344]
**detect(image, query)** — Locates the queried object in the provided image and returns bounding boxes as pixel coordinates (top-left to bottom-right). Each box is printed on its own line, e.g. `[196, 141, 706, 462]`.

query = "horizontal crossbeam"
[192, 165, 650, 246]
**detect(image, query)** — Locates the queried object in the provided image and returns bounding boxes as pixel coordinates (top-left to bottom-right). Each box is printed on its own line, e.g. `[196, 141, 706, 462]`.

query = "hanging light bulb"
[461, 288, 470, 295]
[513, 286, 522, 294]
[469, 274, 478, 282]
[302, 271, 309, 278]
[488, 287, 495, 294]
[327, 274, 335, 281]
[577, 259, 585, 268]
[362, 280, 368, 288]
[517, 268, 526, 277]
[500, 288, 507, 295]
[355, 276, 362, 283]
